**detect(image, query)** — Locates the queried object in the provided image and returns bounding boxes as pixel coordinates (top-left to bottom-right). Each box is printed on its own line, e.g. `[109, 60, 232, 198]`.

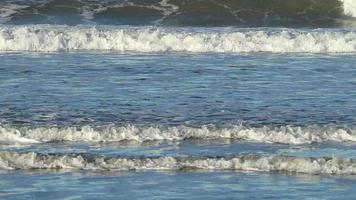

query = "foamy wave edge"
[1, 125, 356, 145]
[1, 151, 356, 174]
[341, 0, 356, 17]
[0, 26, 356, 53]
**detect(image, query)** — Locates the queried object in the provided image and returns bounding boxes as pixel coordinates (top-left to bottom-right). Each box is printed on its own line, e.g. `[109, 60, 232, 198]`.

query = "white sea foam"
[0, 26, 355, 53]
[1, 151, 356, 174]
[341, 0, 356, 17]
[1, 125, 356, 145]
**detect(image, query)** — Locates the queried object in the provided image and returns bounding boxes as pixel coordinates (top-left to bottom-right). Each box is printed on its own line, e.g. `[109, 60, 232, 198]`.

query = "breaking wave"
[1, 124, 356, 145]
[0, 25, 356, 53]
[1, 151, 356, 174]
[0, 0, 355, 27]
[341, 0, 356, 17]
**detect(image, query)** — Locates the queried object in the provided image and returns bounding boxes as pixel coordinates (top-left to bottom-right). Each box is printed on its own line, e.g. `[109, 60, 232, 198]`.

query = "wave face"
[0, 0, 355, 27]
[1, 125, 356, 145]
[0, 25, 356, 53]
[1, 151, 356, 174]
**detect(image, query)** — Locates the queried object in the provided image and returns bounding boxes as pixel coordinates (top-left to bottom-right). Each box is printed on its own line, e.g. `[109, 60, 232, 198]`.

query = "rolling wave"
[1, 124, 356, 145]
[0, 25, 356, 53]
[0, 0, 355, 27]
[1, 151, 356, 174]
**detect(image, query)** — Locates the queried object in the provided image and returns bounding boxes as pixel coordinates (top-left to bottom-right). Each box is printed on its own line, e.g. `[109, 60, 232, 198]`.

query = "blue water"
[0, 52, 356, 199]
[1, 171, 356, 200]
[1, 53, 355, 127]
[1, 0, 356, 199]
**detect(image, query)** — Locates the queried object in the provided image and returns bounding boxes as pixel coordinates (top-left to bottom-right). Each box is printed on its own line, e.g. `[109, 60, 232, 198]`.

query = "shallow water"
[1, 171, 356, 200]
[1, 0, 356, 199]
[1, 52, 356, 173]
[1, 52, 355, 127]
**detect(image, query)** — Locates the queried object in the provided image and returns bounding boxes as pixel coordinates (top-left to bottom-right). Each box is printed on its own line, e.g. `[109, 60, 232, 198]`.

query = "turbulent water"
[1, 26, 356, 53]
[2, 124, 356, 145]
[1, 0, 356, 200]
[2, 151, 356, 174]
[0, 0, 356, 27]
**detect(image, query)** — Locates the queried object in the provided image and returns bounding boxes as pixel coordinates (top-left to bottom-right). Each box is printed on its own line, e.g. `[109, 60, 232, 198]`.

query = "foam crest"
[0, 26, 356, 53]
[1, 151, 356, 174]
[341, 0, 356, 17]
[1, 125, 356, 145]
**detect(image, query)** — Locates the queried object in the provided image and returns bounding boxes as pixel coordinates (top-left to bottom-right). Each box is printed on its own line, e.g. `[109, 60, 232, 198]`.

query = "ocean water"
[1, 0, 356, 199]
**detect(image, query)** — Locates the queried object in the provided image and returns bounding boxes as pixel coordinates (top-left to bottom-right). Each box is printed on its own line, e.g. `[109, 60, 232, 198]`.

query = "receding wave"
[1, 124, 356, 145]
[0, 0, 355, 27]
[1, 151, 356, 174]
[0, 26, 356, 53]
